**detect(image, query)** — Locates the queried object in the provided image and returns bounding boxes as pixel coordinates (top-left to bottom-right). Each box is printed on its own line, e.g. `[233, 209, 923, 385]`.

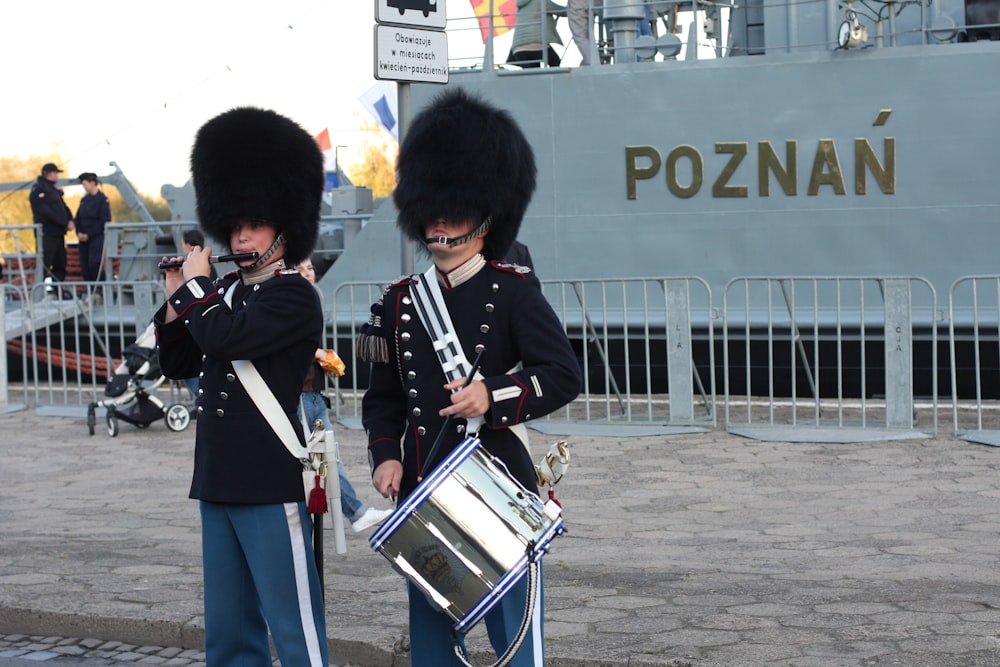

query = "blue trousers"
[200, 501, 328, 667]
[407, 566, 544, 666]
[300, 391, 365, 520]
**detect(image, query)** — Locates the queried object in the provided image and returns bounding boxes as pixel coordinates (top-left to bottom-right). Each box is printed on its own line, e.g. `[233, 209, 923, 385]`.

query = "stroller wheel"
[106, 412, 119, 437]
[87, 403, 96, 436]
[166, 403, 191, 432]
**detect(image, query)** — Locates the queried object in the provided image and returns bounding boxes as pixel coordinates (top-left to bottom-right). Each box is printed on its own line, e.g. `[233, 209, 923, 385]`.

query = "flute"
[158, 252, 259, 270]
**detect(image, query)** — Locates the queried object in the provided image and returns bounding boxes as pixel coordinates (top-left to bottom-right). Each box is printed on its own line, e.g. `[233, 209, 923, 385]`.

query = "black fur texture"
[190, 107, 324, 266]
[393, 89, 537, 261]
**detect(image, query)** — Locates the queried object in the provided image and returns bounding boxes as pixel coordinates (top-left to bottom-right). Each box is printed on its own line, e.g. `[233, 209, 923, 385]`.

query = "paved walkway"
[2, 406, 999, 666]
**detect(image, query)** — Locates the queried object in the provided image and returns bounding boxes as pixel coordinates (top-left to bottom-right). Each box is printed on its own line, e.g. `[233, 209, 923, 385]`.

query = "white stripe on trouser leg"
[284, 503, 324, 667]
[531, 586, 543, 666]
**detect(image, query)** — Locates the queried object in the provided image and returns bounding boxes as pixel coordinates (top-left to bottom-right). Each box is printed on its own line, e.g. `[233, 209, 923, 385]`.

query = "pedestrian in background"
[75, 172, 110, 284]
[29, 163, 74, 298]
[508, 0, 566, 67]
[295, 258, 393, 533]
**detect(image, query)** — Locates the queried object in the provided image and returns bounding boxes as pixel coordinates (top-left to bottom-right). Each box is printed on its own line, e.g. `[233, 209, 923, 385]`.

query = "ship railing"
[948, 275, 1000, 444]
[722, 276, 939, 442]
[0, 224, 45, 293]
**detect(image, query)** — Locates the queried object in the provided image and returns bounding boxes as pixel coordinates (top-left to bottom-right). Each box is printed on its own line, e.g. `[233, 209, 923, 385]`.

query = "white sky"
[0, 1, 512, 194]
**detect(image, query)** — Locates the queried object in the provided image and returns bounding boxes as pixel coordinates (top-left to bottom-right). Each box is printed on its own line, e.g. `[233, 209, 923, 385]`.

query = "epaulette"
[386, 274, 412, 289]
[490, 260, 532, 278]
[355, 275, 415, 364]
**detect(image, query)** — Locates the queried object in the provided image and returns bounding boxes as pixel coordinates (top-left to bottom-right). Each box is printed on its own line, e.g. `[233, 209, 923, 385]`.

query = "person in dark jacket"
[29, 163, 74, 292]
[358, 89, 581, 667]
[75, 172, 111, 283]
[153, 107, 329, 667]
[505, 239, 535, 270]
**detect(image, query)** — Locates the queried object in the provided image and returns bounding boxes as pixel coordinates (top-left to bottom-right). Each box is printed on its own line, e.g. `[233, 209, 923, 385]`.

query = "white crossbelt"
[410, 265, 484, 435]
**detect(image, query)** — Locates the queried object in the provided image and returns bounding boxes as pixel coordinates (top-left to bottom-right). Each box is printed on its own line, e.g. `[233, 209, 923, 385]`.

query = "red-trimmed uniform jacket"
[154, 269, 322, 504]
[358, 260, 581, 502]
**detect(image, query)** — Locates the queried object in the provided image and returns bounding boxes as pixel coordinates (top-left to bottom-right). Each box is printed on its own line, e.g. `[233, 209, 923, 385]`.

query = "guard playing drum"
[358, 88, 582, 667]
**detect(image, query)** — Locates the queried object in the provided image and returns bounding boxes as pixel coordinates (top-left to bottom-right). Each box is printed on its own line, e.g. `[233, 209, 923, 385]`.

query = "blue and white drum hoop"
[370, 436, 565, 633]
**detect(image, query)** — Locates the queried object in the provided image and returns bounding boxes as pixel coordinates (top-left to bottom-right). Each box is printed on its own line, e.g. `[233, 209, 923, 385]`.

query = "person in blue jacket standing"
[75, 172, 111, 284]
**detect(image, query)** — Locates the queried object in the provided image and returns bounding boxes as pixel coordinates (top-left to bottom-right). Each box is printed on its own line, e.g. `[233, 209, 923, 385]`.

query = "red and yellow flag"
[468, 0, 518, 41]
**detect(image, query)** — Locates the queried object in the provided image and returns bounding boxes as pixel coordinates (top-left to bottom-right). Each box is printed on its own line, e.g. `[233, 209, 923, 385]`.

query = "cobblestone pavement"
[3, 402, 1000, 666]
[0, 633, 208, 666]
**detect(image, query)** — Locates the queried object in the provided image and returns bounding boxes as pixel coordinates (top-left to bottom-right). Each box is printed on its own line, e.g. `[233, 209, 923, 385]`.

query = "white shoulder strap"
[410, 265, 483, 434]
[223, 280, 309, 463]
[232, 359, 309, 462]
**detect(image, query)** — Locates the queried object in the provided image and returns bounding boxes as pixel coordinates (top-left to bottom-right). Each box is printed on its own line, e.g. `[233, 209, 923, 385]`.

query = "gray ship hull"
[326, 41, 1000, 303]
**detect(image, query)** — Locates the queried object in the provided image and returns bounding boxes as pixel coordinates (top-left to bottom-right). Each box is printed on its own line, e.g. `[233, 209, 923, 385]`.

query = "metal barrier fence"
[1, 280, 183, 418]
[327, 276, 716, 434]
[723, 276, 938, 441]
[949, 275, 1000, 445]
[2, 274, 977, 445]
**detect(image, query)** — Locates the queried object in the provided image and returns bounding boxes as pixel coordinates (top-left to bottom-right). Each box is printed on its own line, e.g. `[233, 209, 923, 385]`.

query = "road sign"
[376, 0, 447, 30]
[374, 24, 449, 84]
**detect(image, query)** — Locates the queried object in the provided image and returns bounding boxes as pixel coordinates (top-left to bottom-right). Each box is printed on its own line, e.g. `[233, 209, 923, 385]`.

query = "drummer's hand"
[440, 378, 489, 419]
[373, 460, 402, 500]
[182, 245, 212, 282]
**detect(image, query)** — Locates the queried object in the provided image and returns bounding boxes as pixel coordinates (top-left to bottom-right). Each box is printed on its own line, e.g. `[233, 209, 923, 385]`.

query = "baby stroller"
[86, 323, 192, 437]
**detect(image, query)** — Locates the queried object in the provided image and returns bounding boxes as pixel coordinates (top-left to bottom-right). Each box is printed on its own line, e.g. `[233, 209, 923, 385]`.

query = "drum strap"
[454, 560, 541, 667]
[411, 265, 484, 434]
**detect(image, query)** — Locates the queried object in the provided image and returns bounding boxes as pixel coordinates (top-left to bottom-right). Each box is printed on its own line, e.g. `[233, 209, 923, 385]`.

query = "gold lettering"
[666, 145, 703, 199]
[807, 139, 846, 195]
[758, 140, 797, 196]
[625, 145, 661, 200]
[713, 143, 749, 198]
[855, 137, 895, 194]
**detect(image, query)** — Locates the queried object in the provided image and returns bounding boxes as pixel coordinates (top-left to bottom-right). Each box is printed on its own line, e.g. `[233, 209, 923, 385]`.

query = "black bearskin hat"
[190, 107, 324, 266]
[393, 88, 537, 261]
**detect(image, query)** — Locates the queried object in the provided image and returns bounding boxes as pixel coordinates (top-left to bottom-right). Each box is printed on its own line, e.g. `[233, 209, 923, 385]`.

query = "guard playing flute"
[358, 89, 582, 667]
[153, 107, 328, 667]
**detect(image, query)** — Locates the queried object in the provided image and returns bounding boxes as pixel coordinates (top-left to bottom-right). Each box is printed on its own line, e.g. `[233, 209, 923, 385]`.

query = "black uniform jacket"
[29, 177, 73, 237]
[75, 191, 111, 238]
[154, 269, 323, 504]
[359, 260, 581, 502]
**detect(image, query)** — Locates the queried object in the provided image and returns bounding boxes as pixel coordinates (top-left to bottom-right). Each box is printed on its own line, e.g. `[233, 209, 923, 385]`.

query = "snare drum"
[370, 436, 564, 633]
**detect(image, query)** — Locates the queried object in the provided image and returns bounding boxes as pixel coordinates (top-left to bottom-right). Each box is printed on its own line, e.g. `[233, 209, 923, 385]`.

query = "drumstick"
[418, 347, 486, 481]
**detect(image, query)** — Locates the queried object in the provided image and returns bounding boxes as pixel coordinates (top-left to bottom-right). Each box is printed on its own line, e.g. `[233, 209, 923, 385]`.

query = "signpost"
[374, 0, 449, 273]
[374, 25, 449, 84]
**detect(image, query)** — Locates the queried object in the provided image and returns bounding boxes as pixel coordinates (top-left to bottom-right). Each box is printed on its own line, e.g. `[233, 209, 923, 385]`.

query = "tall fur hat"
[190, 106, 324, 266]
[393, 88, 537, 261]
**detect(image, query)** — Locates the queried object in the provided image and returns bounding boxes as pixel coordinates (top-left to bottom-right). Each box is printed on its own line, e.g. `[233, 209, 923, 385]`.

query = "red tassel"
[548, 488, 562, 508]
[308, 475, 328, 514]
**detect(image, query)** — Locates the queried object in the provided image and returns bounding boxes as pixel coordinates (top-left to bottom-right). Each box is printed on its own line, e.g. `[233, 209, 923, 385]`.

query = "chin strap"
[424, 217, 492, 248]
[240, 232, 285, 272]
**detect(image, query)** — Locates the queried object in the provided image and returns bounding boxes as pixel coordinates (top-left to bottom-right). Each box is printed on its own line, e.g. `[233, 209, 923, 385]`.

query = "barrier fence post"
[883, 278, 914, 429]
[665, 279, 694, 422]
